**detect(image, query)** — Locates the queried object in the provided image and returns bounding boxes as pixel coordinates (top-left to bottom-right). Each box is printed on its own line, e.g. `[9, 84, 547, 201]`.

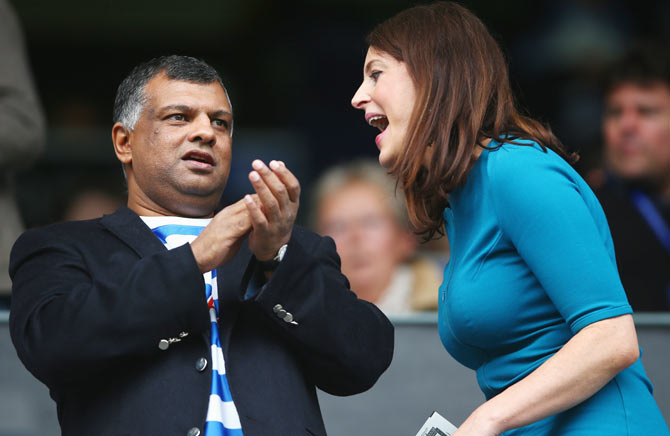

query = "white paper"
[415, 410, 459, 436]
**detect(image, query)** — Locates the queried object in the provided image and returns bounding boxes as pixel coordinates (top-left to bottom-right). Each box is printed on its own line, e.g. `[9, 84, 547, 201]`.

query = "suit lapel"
[216, 240, 254, 351]
[100, 206, 167, 258]
[101, 206, 252, 351]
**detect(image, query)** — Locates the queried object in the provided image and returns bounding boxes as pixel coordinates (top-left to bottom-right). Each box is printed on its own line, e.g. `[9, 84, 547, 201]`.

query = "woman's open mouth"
[366, 114, 389, 148]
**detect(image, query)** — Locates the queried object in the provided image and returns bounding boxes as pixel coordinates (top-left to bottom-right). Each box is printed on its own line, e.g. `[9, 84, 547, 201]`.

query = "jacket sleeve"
[248, 226, 395, 396]
[8, 225, 211, 389]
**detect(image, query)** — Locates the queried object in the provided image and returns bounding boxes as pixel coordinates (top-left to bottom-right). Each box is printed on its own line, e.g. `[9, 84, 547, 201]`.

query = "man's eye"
[639, 106, 660, 116]
[168, 114, 186, 121]
[604, 107, 621, 119]
[213, 119, 229, 128]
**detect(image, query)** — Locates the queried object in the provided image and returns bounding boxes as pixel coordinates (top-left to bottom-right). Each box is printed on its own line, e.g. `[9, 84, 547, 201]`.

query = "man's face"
[603, 82, 670, 186]
[123, 74, 233, 216]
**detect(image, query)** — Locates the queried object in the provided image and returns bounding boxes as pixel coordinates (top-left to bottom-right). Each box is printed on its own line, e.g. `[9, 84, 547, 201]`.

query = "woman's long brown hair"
[367, 1, 577, 240]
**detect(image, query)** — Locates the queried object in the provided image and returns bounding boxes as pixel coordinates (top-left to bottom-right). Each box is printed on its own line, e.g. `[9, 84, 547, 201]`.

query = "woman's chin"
[378, 150, 396, 169]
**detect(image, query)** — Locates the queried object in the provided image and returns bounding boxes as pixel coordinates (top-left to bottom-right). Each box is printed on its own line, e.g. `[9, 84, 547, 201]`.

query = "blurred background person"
[595, 42, 670, 312]
[0, 0, 46, 307]
[311, 159, 441, 315]
[59, 169, 126, 222]
[62, 187, 125, 222]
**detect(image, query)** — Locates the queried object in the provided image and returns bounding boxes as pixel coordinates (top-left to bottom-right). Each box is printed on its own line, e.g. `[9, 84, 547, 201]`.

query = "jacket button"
[187, 427, 201, 436]
[283, 312, 294, 323]
[273, 304, 283, 313]
[277, 309, 287, 318]
[195, 357, 208, 372]
[158, 339, 170, 350]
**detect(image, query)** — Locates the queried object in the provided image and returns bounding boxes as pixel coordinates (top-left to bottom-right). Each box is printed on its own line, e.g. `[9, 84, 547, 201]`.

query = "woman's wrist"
[469, 401, 506, 435]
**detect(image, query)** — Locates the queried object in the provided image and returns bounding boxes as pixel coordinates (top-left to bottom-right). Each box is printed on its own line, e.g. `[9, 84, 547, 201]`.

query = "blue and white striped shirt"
[142, 216, 244, 436]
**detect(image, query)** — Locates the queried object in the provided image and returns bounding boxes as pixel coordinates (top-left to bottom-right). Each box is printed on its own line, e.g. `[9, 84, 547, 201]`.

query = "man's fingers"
[269, 160, 301, 204]
[247, 194, 263, 212]
[217, 200, 252, 235]
[192, 199, 252, 273]
[244, 194, 268, 229]
[249, 169, 280, 220]
[218, 198, 248, 216]
[252, 160, 290, 210]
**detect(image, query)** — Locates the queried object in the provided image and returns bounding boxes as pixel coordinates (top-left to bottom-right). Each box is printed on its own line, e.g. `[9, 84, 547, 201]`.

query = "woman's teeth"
[368, 115, 389, 132]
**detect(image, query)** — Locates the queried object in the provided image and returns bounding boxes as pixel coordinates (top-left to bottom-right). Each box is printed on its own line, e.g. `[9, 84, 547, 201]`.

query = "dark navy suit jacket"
[9, 206, 394, 436]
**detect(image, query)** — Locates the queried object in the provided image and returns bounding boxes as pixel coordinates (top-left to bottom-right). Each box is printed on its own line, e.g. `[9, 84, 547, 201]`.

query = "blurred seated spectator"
[62, 187, 125, 222]
[311, 159, 441, 314]
[595, 42, 670, 311]
[0, 0, 46, 307]
[57, 167, 127, 222]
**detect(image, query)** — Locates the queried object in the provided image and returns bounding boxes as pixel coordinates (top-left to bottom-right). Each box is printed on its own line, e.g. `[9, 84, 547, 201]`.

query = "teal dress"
[438, 139, 669, 435]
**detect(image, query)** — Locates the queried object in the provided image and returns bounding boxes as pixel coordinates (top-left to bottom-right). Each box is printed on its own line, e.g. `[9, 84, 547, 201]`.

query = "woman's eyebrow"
[365, 60, 383, 74]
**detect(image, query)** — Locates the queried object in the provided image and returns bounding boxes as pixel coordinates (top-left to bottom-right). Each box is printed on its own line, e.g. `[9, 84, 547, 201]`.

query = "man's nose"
[189, 114, 216, 145]
[351, 83, 369, 109]
[618, 109, 641, 133]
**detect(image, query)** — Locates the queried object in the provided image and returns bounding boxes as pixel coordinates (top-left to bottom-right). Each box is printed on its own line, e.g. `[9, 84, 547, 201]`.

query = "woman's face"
[352, 47, 417, 168]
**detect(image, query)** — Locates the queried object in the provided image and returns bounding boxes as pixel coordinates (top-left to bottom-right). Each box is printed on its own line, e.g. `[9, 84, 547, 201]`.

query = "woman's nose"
[351, 83, 369, 109]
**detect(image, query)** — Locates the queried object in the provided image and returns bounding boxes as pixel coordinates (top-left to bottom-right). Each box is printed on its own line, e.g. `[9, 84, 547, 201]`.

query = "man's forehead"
[609, 82, 670, 97]
[144, 74, 231, 108]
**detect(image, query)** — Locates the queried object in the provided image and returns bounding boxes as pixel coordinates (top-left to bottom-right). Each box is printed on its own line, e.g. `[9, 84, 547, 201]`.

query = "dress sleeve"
[487, 145, 632, 333]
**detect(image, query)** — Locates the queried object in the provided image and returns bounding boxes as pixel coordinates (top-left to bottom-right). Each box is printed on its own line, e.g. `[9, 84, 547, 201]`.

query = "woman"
[351, 2, 668, 435]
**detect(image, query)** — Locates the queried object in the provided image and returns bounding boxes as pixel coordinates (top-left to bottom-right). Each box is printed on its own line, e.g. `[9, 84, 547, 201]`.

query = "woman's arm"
[464, 146, 642, 435]
[455, 314, 639, 435]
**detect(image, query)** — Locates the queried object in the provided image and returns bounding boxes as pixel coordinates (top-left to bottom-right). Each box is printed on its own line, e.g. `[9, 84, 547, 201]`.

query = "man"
[311, 159, 441, 314]
[595, 43, 670, 311]
[9, 56, 394, 436]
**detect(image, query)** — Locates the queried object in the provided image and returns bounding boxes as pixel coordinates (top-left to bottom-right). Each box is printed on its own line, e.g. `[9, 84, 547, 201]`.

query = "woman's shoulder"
[478, 138, 585, 211]
[484, 138, 571, 183]
[488, 138, 558, 163]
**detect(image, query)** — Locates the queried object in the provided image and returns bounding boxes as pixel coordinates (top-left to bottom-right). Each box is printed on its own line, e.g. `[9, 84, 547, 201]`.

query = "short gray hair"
[310, 159, 409, 229]
[113, 55, 231, 131]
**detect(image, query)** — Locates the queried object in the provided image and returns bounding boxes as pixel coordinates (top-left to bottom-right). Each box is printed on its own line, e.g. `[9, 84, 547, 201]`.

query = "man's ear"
[112, 122, 133, 166]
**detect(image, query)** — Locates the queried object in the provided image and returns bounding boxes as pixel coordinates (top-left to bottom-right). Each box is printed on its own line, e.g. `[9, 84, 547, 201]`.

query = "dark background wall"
[9, 0, 670, 227]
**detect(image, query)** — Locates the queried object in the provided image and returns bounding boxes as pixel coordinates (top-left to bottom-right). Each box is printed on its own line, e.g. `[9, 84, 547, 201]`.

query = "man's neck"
[127, 193, 216, 218]
[617, 174, 670, 201]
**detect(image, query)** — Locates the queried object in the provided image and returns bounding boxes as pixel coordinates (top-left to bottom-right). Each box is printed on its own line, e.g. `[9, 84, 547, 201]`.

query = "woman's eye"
[370, 71, 381, 81]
